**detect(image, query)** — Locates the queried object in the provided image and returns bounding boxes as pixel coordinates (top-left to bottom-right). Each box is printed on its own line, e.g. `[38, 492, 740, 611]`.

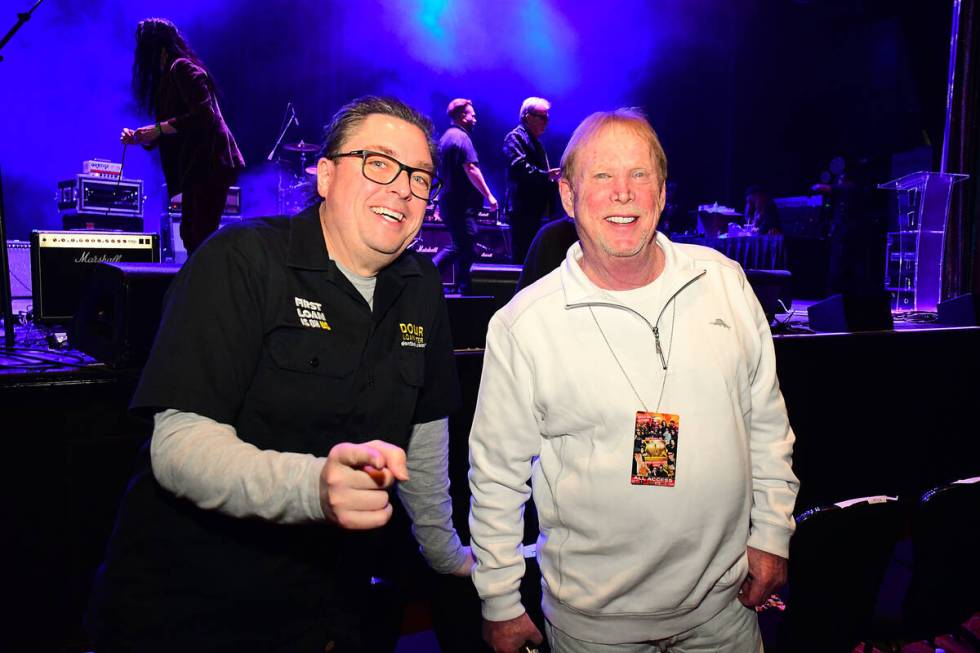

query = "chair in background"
[779, 495, 906, 652]
[902, 477, 980, 646]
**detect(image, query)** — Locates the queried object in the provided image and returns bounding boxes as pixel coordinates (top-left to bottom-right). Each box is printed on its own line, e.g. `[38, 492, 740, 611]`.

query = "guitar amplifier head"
[30, 230, 159, 323]
[57, 175, 144, 217]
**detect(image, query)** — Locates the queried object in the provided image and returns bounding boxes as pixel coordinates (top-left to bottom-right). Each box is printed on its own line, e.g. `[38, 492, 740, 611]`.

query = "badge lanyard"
[590, 302, 682, 487]
[587, 301, 677, 413]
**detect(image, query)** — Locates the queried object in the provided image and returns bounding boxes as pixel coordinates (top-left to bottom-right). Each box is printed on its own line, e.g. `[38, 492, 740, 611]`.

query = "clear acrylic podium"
[878, 171, 968, 312]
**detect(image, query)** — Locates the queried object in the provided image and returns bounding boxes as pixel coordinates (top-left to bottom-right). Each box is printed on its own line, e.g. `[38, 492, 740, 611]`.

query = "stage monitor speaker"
[807, 292, 894, 333]
[470, 263, 521, 312]
[745, 269, 792, 320]
[445, 295, 498, 350]
[30, 231, 159, 323]
[937, 293, 979, 326]
[72, 262, 181, 369]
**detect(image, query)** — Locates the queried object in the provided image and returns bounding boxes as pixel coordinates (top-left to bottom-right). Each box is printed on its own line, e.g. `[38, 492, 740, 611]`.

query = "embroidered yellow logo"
[295, 297, 331, 330]
[399, 322, 425, 348]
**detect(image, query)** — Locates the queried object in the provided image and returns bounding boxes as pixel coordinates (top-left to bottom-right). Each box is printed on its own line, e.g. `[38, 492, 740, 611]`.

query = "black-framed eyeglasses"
[527, 111, 549, 121]
[328, 150, 441, 201]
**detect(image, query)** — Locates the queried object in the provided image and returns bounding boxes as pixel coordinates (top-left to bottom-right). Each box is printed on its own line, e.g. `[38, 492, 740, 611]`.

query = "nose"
[611, 178, 634, 203]
[390, 168, 413, 199]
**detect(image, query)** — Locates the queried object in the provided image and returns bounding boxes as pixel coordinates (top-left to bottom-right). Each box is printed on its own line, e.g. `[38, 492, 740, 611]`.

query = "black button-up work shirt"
[90, 203, 459, 646]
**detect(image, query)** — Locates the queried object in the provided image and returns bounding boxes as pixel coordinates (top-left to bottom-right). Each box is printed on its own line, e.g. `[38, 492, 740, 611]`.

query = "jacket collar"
[560, 232, 704, 308]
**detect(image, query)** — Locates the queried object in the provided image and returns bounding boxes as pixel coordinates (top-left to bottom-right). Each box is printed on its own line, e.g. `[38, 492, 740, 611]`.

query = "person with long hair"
[121, 17, 244, 255]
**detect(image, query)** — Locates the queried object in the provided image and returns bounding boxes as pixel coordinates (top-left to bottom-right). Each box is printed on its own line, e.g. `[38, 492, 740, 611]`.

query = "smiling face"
[316, 113, 433, 276]
[560, 122, 666, 288]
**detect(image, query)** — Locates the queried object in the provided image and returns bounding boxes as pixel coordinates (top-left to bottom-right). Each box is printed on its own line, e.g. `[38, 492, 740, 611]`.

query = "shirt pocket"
[397, 348, 426, 388]
[267, 327, 359, 379]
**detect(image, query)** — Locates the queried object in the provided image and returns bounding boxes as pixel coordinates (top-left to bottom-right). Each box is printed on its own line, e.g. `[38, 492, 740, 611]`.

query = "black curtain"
[943, 0, 980, 298]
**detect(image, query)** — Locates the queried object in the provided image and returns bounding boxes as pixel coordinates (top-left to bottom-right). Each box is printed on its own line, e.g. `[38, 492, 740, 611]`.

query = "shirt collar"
[560, 232, 701, 306]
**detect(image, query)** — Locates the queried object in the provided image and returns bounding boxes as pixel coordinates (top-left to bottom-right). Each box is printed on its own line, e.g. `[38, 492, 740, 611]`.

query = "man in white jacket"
[469, 108, 798, 652]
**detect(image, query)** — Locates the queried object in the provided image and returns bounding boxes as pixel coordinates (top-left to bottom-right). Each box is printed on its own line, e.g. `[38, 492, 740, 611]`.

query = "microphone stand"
[0, 0, 43, 63]
[1, 1, 45, 349]
[266, 105, 299, 162]
[1, 169, 15, 349]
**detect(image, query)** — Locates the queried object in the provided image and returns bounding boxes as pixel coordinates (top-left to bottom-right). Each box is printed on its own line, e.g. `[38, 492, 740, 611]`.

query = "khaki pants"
[544, 597, 763, 653]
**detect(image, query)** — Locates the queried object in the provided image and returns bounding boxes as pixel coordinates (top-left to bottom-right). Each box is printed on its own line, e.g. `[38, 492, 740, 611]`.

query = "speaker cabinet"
[745, 268, 792, 319]
[30, 231, 159, 322]
[470, 263, 521, 313]
[72, 262, 181, 368]
[807, 292, 894, 333]
[5, 240, 31, 298]
[445, 295, 498, 350]
[937, 293, 979, 327]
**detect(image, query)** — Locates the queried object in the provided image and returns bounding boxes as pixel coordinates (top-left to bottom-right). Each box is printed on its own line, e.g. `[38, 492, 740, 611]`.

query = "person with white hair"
[503, 96, 561, 266]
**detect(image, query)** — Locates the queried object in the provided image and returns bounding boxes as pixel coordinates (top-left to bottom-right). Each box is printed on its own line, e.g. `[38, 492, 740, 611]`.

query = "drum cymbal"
[305, 165, 317, 176]
[283, 141, 319, 153]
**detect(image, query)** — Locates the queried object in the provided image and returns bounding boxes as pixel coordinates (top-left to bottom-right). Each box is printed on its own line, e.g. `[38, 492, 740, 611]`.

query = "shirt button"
[309, 357, 319, 368]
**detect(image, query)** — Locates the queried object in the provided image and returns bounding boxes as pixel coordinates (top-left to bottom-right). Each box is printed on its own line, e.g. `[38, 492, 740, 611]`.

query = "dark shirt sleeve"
[459, 132, 479, 166]
[131, 228, 268, 425]
[503, 130, 548, 184]
[167, 58, 218, 133]
[412, 282, 461, 424]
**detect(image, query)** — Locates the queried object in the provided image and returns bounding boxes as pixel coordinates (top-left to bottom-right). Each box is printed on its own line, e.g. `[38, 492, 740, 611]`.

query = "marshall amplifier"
[30, 230, 159, 323]
[409, 222, 512, 286]
[57, 175, 144, 217]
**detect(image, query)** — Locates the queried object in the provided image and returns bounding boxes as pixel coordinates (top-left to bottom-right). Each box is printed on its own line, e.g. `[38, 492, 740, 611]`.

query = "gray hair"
[559, 107, 667, 186]
[520, 96, 551, 122]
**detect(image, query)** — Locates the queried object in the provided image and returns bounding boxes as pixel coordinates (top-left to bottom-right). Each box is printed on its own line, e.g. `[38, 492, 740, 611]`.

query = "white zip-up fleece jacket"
[468, 234, 798, 644]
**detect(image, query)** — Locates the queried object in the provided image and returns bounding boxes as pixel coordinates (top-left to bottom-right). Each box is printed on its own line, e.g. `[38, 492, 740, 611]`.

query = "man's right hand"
[482, 613, 543, 653]
[319, 440, 409, 529]
[487, 193, 499, 212]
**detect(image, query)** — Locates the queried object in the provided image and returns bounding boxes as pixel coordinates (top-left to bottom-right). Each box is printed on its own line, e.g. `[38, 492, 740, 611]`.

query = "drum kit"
[275, 140, 319, 216]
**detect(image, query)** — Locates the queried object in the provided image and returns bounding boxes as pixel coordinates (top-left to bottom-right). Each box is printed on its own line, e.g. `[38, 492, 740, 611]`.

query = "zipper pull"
[653, 326, 667, 369]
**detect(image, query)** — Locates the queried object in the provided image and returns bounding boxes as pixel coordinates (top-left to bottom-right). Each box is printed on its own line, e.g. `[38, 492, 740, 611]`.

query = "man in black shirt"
[87, 96, 471, 652]
[503, 96, 560, 266]
[433, 98, 497, 294]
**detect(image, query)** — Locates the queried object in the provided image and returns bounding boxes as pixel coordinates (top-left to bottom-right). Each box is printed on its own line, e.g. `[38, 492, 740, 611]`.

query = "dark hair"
[317, 96, 438, 166]
[132, 18, 213, 114]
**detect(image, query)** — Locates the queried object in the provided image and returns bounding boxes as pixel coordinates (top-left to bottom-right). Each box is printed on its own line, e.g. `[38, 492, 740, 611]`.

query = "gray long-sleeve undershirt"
[150, 411, 468, 573]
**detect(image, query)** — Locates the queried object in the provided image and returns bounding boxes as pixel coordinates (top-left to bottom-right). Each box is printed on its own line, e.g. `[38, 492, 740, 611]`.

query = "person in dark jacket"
[121, 18, 245, 254]
[503, 97, 560, 266]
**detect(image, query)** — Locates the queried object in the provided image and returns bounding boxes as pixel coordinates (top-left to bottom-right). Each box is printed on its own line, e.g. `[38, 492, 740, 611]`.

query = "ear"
[658, 180, 667, 212]
[316, 157, 333, 200]
[559, 177, 575, 218]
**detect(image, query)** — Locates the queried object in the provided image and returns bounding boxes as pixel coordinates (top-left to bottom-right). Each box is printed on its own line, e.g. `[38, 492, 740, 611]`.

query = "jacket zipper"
[567, 270, 706, 370]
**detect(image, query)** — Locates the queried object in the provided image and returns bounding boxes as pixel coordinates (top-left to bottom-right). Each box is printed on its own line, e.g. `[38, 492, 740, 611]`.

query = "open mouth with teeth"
[371, 206, 406, 223]
[605, 215, 638, 224]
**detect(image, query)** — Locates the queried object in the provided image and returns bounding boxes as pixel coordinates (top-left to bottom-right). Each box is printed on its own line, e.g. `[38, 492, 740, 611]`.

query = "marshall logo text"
[74, 252, 124, 264]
